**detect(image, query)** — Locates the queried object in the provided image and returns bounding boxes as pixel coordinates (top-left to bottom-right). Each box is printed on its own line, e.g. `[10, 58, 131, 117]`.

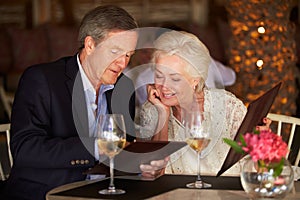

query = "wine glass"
[185, 111, 212, 188]
[96, 114, 127, 195]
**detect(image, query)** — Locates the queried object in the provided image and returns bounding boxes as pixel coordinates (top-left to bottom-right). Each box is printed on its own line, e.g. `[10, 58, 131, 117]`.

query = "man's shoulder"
[16, 56, 77, 88]
[22, 56, 76, 76]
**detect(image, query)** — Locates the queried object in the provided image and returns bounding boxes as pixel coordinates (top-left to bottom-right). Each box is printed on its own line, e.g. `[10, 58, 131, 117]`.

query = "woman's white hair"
[153, 30, 211, 91]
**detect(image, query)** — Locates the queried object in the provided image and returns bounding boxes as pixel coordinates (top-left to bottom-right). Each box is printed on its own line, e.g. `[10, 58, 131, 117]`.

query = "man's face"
[86, 30, 138, 85]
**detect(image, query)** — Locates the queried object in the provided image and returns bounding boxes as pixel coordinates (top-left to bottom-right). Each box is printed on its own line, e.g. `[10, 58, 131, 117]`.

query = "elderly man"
[1, 5, 166, 200]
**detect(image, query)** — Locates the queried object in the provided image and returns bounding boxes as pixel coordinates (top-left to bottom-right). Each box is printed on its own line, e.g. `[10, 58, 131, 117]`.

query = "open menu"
[87, 140, 187, 176]
[114, 140, 187, 173]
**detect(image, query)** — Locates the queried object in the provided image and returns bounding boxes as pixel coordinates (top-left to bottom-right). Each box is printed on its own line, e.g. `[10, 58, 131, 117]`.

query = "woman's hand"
[147, 84, 170, 141]
[147, 84, 163, 106]
[147, 84, 170, 115]
[140, 156, 170, 178]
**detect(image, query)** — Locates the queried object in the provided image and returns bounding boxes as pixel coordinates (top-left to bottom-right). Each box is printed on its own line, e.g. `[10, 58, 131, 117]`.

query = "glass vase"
[240, 155, 294, 199]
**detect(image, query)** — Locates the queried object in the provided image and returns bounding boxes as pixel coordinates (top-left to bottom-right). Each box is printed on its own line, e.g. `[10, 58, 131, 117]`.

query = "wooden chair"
[0, 85, 14, 120]
[0, 123, 12, 181]
[267, 113, 300, 166]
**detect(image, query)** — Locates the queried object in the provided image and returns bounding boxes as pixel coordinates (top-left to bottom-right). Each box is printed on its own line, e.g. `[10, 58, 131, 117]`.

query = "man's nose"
[115, 54, 128, 69]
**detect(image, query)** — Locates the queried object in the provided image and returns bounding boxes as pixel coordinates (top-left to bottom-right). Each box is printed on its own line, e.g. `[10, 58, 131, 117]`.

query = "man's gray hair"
[78, 5, 138, 50]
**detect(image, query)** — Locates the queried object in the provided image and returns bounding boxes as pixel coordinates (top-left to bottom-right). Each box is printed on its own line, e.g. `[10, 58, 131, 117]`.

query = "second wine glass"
[96, 114, 126, 195]
[185, 111, 212, 189]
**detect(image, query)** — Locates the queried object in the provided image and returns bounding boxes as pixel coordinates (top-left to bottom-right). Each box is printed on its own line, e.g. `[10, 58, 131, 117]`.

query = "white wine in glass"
[185, 111, 212, 189]
[96, 114, 126, 195]
[186, 137, 211, 153]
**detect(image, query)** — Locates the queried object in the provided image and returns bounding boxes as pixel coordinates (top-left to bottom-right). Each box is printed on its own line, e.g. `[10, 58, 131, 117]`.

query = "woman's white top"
[138, 88, 247, 176]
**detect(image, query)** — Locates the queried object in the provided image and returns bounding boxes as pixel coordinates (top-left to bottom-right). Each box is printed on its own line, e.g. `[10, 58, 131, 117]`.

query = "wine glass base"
[98, 189, 126, 195]
[186, 181, 212, 189]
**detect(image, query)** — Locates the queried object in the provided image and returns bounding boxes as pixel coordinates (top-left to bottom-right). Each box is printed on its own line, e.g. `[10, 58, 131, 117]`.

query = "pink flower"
[223, 129, 289, 177]
[242, 130, 288, 164]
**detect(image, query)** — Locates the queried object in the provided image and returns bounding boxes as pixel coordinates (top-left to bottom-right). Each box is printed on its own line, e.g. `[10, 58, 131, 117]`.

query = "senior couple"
[1, 5, 250, 200]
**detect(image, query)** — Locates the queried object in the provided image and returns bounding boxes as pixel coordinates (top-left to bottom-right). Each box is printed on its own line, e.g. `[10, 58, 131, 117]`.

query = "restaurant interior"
[0, 0, 299, 118]
[0, 0, 300, 199]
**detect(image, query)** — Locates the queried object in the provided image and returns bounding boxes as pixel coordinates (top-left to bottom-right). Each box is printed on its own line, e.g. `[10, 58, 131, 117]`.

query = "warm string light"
[256, 59, 264, 70]
[257, 26, 265, 34]
[226, 0, 298, 117]
[256, 22, 265, 70]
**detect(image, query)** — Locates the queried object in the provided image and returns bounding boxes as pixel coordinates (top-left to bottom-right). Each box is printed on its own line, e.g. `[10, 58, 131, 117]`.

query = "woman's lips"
[162, 92, 176, 99]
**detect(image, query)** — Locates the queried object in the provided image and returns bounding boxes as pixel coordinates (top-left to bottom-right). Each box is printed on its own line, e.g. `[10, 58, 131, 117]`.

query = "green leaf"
[272, 158, 284, 177]
[258, 160, 266, 169]
[223, 138, 244, 154]
[253, 128, 260, 134]
[240, 135, 246, 147]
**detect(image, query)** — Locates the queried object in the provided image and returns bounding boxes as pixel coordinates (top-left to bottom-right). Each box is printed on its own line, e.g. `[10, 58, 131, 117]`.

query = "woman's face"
[154, 54, 198, 107]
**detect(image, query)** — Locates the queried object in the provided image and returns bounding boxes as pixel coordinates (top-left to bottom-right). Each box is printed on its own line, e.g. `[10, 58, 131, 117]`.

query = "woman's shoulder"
[206, 88, 246, 111]
[206, 88, 242, 102]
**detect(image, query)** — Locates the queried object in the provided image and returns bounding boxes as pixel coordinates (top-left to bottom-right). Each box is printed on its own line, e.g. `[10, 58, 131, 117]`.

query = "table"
[46, 175, 300, 200]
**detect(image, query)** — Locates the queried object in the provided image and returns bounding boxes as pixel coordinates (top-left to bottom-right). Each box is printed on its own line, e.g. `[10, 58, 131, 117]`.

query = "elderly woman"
[139, 31, 247, 176]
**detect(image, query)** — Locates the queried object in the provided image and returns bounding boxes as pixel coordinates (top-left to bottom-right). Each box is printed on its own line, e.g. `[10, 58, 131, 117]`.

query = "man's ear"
[84, 36, 96, 55]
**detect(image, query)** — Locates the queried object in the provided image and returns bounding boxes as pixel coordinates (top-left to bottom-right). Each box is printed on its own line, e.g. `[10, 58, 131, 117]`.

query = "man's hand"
[140, 157, 170, 178]
[256, 117, 272, 131]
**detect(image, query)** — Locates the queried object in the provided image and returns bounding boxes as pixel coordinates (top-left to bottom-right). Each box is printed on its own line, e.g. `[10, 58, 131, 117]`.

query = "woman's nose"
[164, 78, 173, 87]
[161, 80, 172, 90]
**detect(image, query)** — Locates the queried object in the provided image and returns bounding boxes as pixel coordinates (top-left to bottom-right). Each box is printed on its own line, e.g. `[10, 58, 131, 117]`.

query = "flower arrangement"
[223, 129, 289, 177]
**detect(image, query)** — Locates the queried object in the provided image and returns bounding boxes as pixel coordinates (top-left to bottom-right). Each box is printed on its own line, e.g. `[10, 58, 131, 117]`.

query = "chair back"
[0, 85, 13, 120]
[267, 113, 300, 166]
[0, 123, 12, 181]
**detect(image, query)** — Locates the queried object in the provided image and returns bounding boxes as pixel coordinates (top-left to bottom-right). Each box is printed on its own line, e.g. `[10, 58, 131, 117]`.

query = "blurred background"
[0, 0, 299, 177]
[0, 0, 299, 121]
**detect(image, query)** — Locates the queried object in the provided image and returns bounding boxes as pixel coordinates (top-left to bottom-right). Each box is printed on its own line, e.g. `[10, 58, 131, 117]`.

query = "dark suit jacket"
[1, 55, 136, 200]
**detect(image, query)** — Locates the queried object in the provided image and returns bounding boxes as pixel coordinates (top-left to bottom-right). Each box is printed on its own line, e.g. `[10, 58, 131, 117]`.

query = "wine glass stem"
[197, 151, 202, 182]
[109, 156, 115, 190]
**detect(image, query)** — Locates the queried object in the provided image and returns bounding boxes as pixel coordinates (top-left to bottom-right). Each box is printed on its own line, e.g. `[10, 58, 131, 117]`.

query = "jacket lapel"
[65, 55, 89, 137]
[65, 56, 78, 98]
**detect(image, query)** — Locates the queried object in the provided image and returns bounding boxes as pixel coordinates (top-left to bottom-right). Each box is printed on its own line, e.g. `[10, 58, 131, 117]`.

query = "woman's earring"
[193, 85, 196, 90]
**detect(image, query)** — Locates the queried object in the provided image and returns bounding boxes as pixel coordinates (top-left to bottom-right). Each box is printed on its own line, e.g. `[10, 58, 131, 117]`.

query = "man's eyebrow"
[111, 46, 122, 50]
